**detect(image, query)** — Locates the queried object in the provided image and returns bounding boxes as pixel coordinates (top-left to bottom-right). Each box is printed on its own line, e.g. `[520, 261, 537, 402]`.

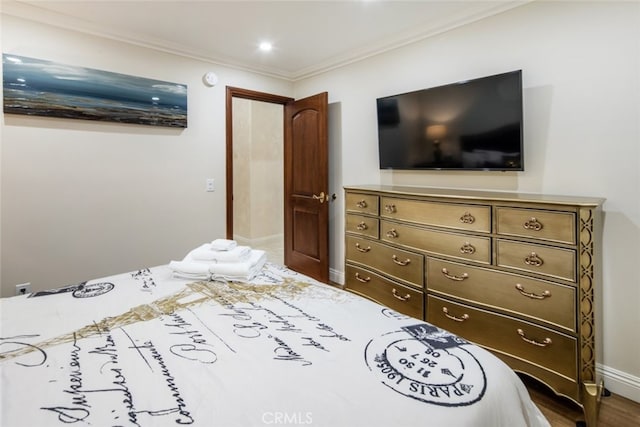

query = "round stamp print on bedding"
[364, 323, 487, 407]
[72, 282, 115, 298]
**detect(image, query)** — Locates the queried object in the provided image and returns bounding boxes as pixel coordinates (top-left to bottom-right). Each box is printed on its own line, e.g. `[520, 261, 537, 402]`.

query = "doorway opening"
[226, 87, 329, 282]
[225, 87, 293, 265]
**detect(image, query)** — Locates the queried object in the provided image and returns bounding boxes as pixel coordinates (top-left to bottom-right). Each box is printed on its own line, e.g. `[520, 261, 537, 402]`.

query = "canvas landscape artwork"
[2, 54, 187, 128]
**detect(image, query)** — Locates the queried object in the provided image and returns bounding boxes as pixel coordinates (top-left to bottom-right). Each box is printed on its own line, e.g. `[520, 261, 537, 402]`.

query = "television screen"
[377, 70, 523, 171]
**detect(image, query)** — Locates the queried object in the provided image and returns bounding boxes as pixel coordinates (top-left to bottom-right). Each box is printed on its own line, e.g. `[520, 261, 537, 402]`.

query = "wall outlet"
[15, 283, 32, 296]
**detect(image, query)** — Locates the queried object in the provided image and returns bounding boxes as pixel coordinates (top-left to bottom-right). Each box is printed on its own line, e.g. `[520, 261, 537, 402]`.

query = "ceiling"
[2, 0, 528, 81]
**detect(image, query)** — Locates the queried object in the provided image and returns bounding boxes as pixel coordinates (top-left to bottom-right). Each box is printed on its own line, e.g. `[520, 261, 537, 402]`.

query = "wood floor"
[521, 375, 640, 426]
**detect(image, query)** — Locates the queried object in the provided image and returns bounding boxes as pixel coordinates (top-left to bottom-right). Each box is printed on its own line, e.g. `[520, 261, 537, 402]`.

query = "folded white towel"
[210, 239, 237, 251]
[209, 249, 267, 282]
[189, 244, 251, 263]
[168, 260, 211, 280]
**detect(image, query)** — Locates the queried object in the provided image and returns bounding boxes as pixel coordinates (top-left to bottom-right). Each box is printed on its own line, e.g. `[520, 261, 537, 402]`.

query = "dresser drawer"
[345, 192, 379, 215]
[345, 213, 379, 238]
[379, 196, 491, 233]
[345, 235, 424, 288]
[427, 295, 577, 381]
[426, 258, 576, 332]
[496, 239, 576, 282]
[496, 207, 576, 244]
[345, 264, 423, 319]
[380, 220, 491, 264]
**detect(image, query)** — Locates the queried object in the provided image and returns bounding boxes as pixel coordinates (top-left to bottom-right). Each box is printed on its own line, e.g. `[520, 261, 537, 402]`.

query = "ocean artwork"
[2, 54, 188, 128]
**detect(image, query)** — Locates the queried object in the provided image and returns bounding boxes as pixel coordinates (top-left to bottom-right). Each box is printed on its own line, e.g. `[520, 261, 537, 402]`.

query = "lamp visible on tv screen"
[376, 70, 523, 171]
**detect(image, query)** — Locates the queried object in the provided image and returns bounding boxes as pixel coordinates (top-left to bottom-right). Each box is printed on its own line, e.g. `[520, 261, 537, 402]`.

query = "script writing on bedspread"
[0, 279, 353, 426]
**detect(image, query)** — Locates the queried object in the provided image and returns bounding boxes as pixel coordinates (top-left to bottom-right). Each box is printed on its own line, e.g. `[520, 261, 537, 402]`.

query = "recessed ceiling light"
[259, 41, 273, 52]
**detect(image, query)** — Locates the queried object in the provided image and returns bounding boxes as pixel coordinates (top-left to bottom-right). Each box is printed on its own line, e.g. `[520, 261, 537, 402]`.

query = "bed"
[0, 257, 549, 426]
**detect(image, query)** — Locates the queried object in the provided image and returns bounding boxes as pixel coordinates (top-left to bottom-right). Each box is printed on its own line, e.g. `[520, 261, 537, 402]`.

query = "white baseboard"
[329, 267, 344, 287]
[598, 363, 640, 403]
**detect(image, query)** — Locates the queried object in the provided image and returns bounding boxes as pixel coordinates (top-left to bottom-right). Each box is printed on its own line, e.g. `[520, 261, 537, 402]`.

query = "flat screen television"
[376, 70, 523, 171]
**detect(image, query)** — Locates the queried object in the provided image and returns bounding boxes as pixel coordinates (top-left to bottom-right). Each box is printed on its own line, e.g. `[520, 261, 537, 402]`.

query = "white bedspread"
[0, 263, 549, 427]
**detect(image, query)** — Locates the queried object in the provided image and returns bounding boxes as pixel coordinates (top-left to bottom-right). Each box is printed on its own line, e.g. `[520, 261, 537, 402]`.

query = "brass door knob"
[312, 191, 326, 203]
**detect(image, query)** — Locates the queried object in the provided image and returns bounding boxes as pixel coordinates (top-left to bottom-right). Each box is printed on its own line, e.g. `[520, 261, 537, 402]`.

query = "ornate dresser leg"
[581, 381, 604, 427]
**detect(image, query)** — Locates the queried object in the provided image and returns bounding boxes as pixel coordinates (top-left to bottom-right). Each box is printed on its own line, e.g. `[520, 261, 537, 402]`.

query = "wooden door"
[284, 92, 329, 283]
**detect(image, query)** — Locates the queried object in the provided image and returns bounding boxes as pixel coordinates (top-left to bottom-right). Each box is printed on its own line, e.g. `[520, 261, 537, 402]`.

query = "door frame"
[225, 86, 294, 239]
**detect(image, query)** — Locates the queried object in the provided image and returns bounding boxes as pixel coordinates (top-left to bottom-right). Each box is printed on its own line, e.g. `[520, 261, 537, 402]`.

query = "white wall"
[295, 1, 640, 401]
[0, 14, 293, 296]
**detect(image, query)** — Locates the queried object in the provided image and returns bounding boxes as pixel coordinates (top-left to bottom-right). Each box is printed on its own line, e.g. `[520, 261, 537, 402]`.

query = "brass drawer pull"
[524, 252, 544, 267]
[442, 307, 469, 322]
[441, 268, 469, 281]
[460, 242, 476, 254]
[356, 200, 368, 209]
[384, 204, 396, 213]
[523, 217, 543, 231]
[459, 212, 476, 224]
[392, 255, 411, 266]
[392, 288, 410, 301]
[517, 329, 552, 347]
[385, 229, 398, 238]
[515, 283, 551, 299]
[355, 243, 371, 253]
[355, 272, 370, 283]
[356, 221, 368, 231]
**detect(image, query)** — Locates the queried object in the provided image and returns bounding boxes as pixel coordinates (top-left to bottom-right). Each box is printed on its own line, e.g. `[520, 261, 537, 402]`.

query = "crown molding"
[2, 0, 531, 82]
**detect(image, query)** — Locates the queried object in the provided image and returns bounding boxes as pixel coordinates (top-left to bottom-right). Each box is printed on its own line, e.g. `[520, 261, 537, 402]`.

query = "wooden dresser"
[344, 185, 604, 426]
